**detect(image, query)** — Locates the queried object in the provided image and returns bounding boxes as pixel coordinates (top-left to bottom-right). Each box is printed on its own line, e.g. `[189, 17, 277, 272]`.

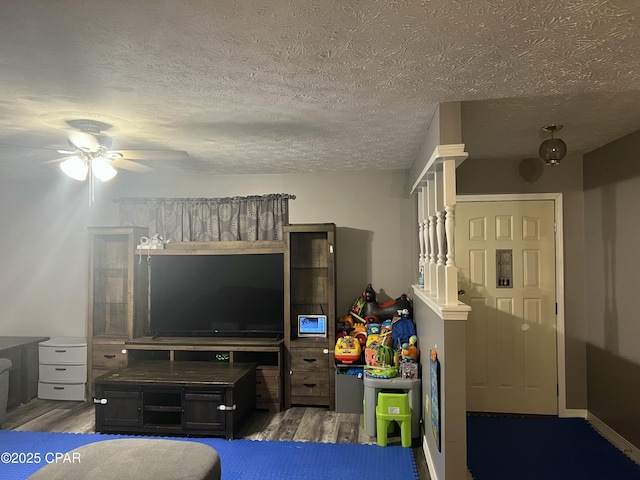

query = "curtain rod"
[114, 193, 296, 203]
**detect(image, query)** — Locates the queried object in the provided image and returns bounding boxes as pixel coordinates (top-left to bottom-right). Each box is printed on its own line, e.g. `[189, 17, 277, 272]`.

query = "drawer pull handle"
[53, 386, 65, 390]
[103, 354, 116, 359]
[303, 358, 316, 363]
[303, 383, 317, 388]
[54, 368, 67, 371]
[54, 350, 67, 353]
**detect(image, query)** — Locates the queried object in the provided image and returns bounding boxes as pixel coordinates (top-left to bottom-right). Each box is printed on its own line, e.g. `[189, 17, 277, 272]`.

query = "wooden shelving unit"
[87, 227, 148, 397]
[284, 223, 337, 409]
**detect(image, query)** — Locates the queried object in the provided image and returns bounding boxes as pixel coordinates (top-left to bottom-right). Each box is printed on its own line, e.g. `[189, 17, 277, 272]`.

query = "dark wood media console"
[124, 336, 284, 412]
[94, 361, 256, 439]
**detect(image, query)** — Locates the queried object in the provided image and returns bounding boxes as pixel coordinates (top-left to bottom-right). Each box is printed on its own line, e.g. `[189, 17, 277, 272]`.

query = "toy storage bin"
[335, 369, 364, 413]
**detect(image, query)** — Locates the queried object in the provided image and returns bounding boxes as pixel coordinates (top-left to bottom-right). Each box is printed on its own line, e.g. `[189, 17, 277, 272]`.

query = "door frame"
[457, 192, 572, 417]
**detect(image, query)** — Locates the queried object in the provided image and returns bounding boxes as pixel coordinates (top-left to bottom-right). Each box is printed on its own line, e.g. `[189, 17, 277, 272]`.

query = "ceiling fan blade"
[43, 156, 72, 164]
[0, 142, 65, 153]
[68, 131, 100, 153]
[112, 149, 190, 161]
[110, 157, 154, 173]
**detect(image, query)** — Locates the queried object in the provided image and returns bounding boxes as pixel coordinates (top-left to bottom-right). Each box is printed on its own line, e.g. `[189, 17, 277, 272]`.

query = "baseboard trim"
[560, 408, 587, 418]
[588, 412, 640, 465]
[422, 435, 439, 480]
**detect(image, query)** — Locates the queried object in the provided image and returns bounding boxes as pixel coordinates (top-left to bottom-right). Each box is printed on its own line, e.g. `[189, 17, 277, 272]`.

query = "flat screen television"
[148, 253, 285, 338]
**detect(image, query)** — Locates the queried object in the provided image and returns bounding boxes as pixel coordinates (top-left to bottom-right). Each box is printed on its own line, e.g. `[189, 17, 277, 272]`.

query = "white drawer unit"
[38, 337, 87, 401]
[40, 338, 87, 364]
[37, 382, 86, 401]
[39, 364, 87, 383]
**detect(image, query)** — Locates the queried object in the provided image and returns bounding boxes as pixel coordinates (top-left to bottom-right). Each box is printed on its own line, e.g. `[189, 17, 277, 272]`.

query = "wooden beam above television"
[137, 240, 285, 255]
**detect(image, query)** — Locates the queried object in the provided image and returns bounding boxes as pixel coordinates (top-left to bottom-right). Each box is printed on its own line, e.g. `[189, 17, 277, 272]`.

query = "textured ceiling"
[0, 0, 639, 179]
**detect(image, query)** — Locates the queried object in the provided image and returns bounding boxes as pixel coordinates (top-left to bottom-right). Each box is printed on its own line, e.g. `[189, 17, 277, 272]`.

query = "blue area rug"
[0, 430, 418, 480]
[467, 415, 640, 480]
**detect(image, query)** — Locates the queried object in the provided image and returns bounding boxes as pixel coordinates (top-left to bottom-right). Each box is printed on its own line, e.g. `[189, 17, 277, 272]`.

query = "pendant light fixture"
[539, 124, 567, 167]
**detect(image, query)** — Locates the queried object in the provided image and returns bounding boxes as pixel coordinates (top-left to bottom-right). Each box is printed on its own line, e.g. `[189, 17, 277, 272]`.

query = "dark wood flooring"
[3, 399, 431, 480]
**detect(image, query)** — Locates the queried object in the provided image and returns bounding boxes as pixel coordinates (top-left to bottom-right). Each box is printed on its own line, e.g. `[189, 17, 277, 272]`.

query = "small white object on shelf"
[137, 234, 168, 249]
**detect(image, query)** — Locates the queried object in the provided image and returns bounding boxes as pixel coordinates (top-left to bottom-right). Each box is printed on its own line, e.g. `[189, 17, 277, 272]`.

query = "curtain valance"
[117, 193, 294, 242]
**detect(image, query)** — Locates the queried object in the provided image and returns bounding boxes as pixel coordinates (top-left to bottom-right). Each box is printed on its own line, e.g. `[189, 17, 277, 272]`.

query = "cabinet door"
[88, 229, 148, 340]
[184, 391, 225, 432]
[96, 388, 142, 428]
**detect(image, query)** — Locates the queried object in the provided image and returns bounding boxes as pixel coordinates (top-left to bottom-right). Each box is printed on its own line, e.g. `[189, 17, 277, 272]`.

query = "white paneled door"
[457, 200, 557, 415]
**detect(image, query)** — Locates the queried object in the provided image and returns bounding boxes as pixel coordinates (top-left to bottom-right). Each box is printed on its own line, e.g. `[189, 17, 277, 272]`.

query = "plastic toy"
[364, 346, 399, 376]
[337, 314, 368, 347]
[364, 364, 399, 379]
[358, 284, 412, 324]
[365, 323, 381, 347]
[335, 330, 362, 364]
[401, 335, 419, 361]
[364, 341, 394, 367]
[352, 323, 367, 348]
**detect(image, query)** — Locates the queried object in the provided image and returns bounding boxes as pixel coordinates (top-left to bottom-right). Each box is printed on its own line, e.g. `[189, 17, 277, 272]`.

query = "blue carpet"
[467, 415, 640, 480]
[0, 430, 418, 480]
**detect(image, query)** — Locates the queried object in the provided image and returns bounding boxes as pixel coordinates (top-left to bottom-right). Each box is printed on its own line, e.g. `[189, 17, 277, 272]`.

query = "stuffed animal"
[401, 335, 419, 362]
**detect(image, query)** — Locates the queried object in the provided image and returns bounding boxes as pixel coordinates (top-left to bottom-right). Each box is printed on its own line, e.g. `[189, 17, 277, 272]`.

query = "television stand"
[94, 361, 255, 439]
[123, 336, 284, 412]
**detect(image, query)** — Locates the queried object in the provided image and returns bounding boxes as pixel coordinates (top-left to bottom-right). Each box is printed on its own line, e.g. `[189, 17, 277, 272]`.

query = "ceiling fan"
[47, 119, 190, 204]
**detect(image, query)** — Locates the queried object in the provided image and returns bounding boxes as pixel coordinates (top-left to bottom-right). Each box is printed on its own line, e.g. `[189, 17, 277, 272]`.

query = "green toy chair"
[375, 392, 412, 447]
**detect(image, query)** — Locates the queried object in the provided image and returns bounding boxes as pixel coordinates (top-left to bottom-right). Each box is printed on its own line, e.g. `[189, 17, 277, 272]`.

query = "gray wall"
[455, 153, 587, 410]
[583, 129, 640, 447]
[0, 169, 415, 339]
[409, 102, 462, 189]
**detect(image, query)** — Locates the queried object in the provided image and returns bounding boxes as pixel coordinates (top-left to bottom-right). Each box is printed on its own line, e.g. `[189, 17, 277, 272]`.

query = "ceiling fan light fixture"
[92, 156, 118, 182]
[60, 156, 88, 181]
[539, 124, 567, 167]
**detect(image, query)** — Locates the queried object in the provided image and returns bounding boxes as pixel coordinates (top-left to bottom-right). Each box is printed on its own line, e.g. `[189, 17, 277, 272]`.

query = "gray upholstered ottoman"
[28, 438, 221, 480]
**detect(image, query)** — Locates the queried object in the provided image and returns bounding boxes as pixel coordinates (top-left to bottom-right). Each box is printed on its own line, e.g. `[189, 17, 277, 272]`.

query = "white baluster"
[445, 205, 455, 266]
[436, 210, 445, 266]
[442, 159, 459, 304]
[418, 190, 425, 287]
[428, 214, 437, 293]
[436, 209, 446, 298]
